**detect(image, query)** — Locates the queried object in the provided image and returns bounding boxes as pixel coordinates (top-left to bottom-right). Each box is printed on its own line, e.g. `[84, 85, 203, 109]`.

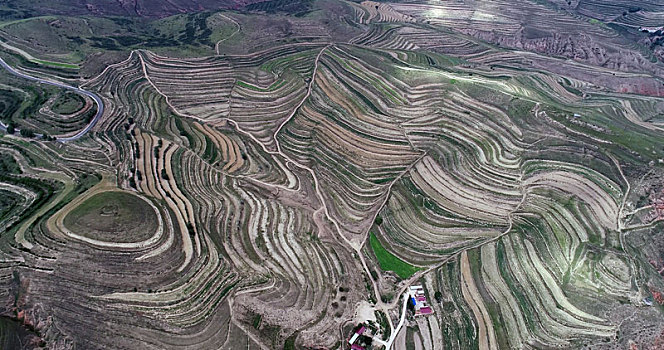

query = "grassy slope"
[0, 12, 238, 64]
[63, 191, 155, 231]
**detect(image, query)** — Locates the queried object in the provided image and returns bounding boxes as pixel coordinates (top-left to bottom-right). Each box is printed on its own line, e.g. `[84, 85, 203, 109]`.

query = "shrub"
[20, 128, 35, 138]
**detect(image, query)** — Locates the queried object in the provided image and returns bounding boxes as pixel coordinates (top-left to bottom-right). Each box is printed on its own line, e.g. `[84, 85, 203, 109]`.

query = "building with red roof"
[419, 306, 433, 315]
[409, 285, 434, 317]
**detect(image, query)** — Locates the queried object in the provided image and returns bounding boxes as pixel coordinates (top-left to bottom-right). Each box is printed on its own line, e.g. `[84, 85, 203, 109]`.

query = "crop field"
[370, 232, 420, 279]
[0, 0, 663, 349]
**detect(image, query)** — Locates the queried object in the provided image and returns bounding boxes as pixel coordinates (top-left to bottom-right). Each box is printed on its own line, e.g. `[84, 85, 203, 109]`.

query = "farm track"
[215, 14, 241, 56]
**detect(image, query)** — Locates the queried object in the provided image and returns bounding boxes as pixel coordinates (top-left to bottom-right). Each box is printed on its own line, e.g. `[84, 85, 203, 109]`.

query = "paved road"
[0, 57, 104, 142]
[385, 292, 410, 349]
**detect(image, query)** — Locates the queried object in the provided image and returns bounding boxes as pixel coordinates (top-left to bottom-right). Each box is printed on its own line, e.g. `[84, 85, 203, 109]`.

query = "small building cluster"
[348, 324, 372, 350]
[649, 286, 664, 305]
[409, 285, 433, 316]
[654, 189, 664, 219]
[642, 188, 664, 224]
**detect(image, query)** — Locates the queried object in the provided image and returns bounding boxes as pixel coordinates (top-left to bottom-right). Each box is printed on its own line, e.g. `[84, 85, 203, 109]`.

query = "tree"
[434, 291, 443, 303]
[20, 128, 35, 138]
[6, 122, 15, 134]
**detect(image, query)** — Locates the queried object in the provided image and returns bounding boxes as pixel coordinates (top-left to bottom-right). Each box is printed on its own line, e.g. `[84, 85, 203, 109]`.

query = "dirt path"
[383, 291, 409, 349]
[215, 14, 241, 55]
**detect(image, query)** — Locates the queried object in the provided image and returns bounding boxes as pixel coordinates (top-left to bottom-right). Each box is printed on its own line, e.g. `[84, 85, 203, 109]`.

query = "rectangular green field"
[370, 232, 420, 279]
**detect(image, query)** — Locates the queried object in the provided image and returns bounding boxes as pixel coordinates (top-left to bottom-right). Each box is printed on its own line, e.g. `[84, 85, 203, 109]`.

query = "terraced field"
[0, 0, 664, 349]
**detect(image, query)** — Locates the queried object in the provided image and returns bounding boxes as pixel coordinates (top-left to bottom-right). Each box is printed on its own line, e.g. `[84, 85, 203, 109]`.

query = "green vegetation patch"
[32, 59, 78, 69]
[0, 153, 21, 174]
[283, 331, 298, 350]
[0, 189, 23, 222]
[0, 82, 50, 122]
[51, 91, 85, 114]
[63, 191, 158, 243]
[245, 0, 313, 16]
[0, 12, 240, 65]
[369, 232, 420, 279]
[0, 89, 23, 121]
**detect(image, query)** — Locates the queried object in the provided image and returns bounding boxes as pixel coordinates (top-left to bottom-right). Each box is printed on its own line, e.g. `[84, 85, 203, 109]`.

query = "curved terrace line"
[0, 57, 104, 142]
